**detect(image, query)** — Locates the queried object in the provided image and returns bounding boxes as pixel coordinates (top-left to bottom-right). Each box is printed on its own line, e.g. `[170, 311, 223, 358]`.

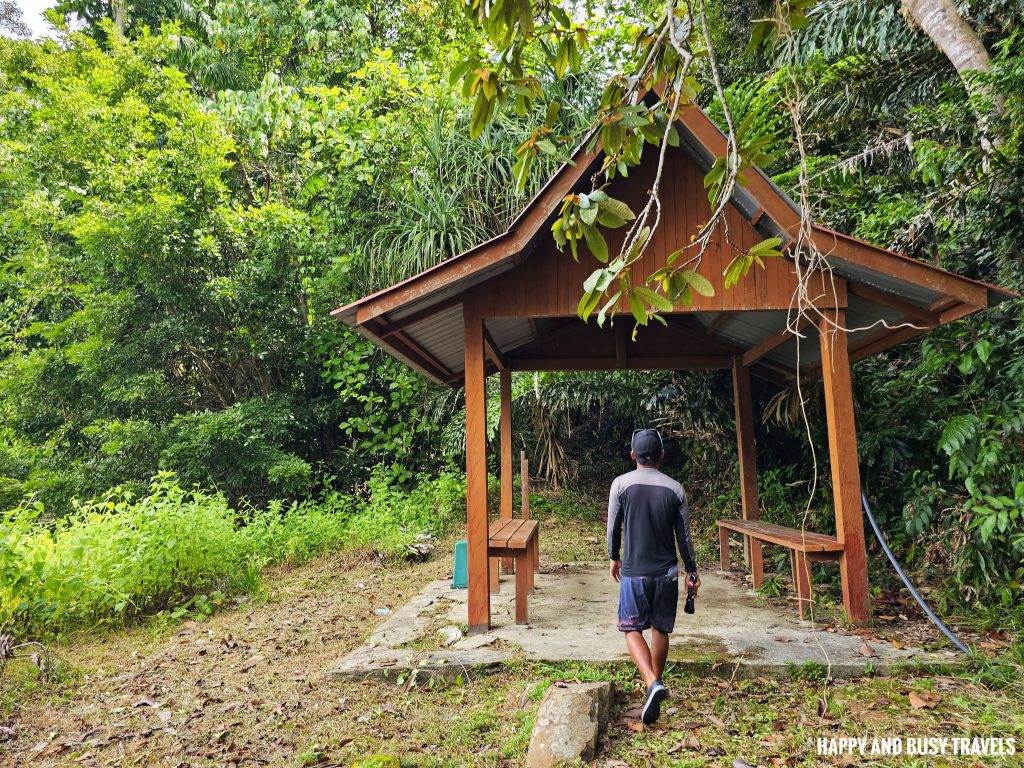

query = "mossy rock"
[352, 755, 401, 768]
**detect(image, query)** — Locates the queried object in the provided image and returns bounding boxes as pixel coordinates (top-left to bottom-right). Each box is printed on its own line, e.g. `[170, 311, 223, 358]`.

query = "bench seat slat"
[716, 519, 843, 552]
[488, 518, 520, 548]
[505, 520, 538, 549]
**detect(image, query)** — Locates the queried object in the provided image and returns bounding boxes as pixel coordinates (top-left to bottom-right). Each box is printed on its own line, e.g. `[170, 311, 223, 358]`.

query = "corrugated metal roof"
[403, 304, 464, 373]
[487, 318, 536, 354]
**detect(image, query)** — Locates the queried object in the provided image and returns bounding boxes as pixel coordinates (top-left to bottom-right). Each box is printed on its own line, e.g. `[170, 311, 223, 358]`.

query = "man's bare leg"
[624, 631, 658, 686]
[651, 629, 669, 680]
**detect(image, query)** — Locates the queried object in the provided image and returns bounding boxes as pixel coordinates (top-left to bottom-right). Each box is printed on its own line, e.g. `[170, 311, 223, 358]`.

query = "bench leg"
[527, 538, 536, 593]
[533, 533, 540, 572]
[515, 550, 529, 624]
[489, 556, 500, 594]
[793, 551, 813, 620]
[719, 527, 730, 571]
[750, 539, 764, 590]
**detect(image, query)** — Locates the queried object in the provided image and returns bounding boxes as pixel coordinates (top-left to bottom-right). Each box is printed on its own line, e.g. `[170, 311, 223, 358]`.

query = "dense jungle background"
[1, 0, 1023, 642]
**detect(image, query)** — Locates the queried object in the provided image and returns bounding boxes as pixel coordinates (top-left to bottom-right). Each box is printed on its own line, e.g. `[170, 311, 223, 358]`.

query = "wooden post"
[818, 309, 871, 625]
[731, 357, 763, 588]
[499, 368, 514, 574]
[522, 450, 537, 574]
[719, 526, 730, 571]
[464, 311, 490, 633]
[793, 551, 813, 620]
[514, 548, 530, 624]
[521, 450, 530, 519]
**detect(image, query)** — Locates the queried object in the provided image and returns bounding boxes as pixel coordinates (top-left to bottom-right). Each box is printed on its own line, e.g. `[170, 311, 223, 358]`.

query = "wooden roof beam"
[847, 283, 937, 325]
[749, 362, 794, 387]
[482, 323, 508, 372]
[704, 312, 733, 338]
[378, 295, 463, 338]
[799, 314, 941, 381]
[390, 329, 454, 381]
[510, 355, 733, 372]
[742, 316, 814, 368]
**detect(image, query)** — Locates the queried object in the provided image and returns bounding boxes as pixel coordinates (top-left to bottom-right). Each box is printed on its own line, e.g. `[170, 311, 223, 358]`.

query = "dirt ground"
[2, 516, 1022, 768]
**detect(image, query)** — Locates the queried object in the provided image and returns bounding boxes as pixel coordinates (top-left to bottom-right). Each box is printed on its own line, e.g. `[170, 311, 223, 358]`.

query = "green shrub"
[239, 490, 354, 565]
[1, 474, 246, 635]
[345, 468, 465, 557]
[0, 468, 465, 638]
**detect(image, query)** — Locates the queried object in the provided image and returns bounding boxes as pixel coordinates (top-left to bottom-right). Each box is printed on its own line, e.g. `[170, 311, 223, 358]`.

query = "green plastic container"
[451, 538, 468, 589]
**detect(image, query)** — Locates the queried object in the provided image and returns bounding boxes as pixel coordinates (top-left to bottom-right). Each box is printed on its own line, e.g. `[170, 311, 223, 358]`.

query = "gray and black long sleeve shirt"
[607, 466, 697, 577]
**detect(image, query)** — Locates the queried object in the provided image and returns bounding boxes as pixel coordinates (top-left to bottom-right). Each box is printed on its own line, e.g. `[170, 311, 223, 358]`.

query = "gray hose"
[861, 491, 972, 656]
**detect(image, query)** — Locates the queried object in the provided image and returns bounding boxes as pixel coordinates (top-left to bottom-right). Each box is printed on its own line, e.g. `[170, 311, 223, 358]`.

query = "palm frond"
[787, 0, 925, 63]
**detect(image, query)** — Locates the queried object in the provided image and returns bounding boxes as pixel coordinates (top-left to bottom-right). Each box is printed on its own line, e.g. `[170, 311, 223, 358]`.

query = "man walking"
[607, 428, 699, 725]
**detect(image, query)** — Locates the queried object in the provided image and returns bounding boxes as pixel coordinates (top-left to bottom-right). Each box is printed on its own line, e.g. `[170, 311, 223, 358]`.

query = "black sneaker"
[641, 680, 668, 724]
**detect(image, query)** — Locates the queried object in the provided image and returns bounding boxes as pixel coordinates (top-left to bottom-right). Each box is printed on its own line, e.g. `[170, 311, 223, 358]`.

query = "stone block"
[525, 681, 614, 767]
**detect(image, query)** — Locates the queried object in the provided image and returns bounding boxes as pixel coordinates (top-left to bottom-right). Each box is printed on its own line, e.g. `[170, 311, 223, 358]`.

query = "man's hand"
[687, 572, 701, 594]
[609, 560, 621, 583]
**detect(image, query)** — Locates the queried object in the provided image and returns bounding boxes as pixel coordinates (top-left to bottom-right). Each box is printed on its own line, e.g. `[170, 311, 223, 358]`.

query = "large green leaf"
[582, 223, 609, 262]
[681, 269, 715, 297]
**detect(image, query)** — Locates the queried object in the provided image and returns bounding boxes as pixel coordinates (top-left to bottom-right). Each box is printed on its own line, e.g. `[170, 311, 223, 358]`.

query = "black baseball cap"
[631, 428, 663, 463]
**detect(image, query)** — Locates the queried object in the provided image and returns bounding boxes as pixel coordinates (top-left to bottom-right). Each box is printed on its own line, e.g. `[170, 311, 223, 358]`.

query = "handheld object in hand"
[684, 573, 698, 614]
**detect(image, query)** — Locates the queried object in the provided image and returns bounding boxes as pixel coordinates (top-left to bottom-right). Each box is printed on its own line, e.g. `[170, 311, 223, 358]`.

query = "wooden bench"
[488, 518, 539, 625]
[717, 519, 844, 619]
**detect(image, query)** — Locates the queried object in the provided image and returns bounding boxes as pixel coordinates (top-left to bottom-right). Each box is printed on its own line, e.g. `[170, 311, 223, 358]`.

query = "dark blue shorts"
[616, 575, 678, 633]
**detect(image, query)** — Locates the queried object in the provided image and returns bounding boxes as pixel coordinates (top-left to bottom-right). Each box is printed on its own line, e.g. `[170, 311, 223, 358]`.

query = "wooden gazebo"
[333, 100, 1014, 633]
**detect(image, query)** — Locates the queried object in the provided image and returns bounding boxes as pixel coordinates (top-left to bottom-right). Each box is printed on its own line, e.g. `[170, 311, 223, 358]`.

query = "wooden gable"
[464, 141, 844, 319]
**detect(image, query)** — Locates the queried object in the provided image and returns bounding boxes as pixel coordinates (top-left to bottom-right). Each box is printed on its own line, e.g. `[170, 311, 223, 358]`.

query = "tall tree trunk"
[901, 0, 992, 96]
[110, 0, 128, 34]
[901, 0, 1002, 149]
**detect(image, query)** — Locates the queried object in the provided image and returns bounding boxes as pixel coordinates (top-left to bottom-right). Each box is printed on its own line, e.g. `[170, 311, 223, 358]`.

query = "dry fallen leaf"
[859, 642, 877, 658]
[626, 720, 645, 732]
[707, 714, 727, 729]
[908, 691, 941, 710]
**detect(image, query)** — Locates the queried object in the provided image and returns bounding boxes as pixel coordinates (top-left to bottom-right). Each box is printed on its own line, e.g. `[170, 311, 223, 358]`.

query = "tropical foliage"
[0, 0, 1022, 639]
[1, 469, 464, 636]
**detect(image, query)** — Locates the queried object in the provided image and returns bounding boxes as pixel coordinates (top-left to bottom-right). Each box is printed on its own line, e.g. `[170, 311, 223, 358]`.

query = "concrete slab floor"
[328, 563, 962, 682]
